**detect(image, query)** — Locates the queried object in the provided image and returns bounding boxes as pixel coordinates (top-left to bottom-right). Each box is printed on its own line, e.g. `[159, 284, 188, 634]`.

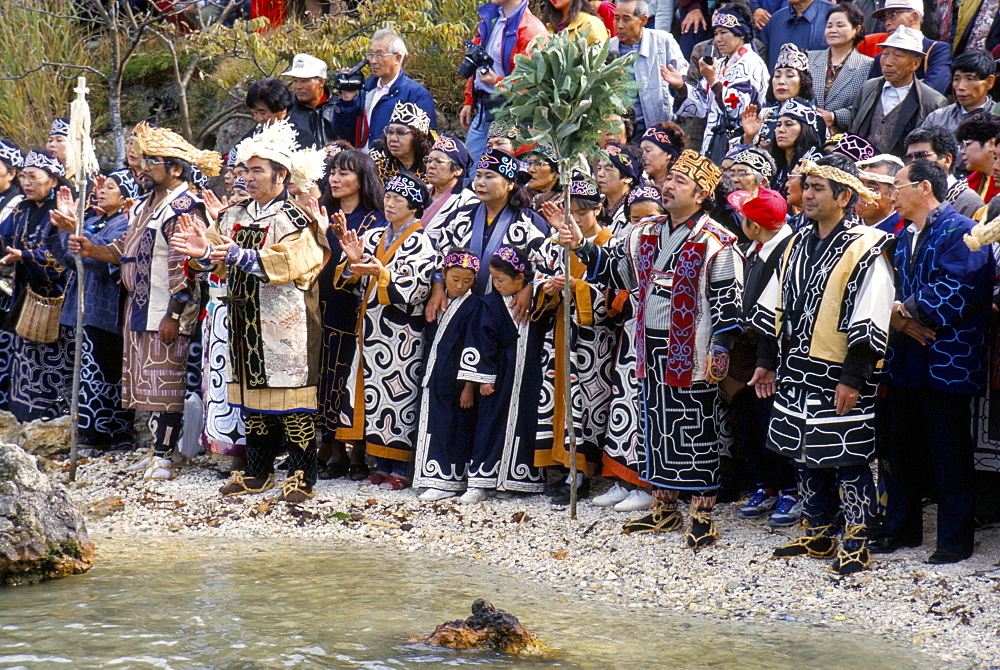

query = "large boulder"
[21, 415, 72, 457]
[0, 443, 94, 586]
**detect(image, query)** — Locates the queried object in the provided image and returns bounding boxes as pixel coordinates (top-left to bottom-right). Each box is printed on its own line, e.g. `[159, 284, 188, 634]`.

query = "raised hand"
[341, 228, 364, 265]
[306, 197, 331, 235]
[659, 63, 685, 89]
[50, 186, 79, 234]
[350, 256, 384, 276]
[330, 209, 349, 239]
[539, 200, 566, 231]
[169, 212, 209, 259]
[209, 236, 236, 265]
[548, 206, 583, 249]
[741, 105, 762, 143]
[201, 188, 229, 222]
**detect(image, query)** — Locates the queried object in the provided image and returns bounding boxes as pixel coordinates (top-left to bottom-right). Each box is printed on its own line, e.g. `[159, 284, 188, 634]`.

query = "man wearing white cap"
[282, 53, 349, 149]
[848, 26, 947, 157]
[858, 0, 952, 94]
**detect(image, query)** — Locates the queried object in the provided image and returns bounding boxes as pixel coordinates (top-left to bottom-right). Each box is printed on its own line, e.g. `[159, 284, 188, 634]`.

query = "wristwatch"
[167, 311, 182, 320]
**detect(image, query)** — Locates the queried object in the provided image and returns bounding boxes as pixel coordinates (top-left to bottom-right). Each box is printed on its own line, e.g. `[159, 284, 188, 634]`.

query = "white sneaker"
[613, 488, 654, 512]
[592, 482, 630, 507]
[142, 457, 175, 481]
[418, 488, 456, 501]
[459, 487, 488, 503]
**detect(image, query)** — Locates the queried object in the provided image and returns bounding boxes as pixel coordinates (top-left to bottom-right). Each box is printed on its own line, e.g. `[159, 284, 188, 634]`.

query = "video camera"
[333, 59, 369, 92]
[456, 41, 494, 79]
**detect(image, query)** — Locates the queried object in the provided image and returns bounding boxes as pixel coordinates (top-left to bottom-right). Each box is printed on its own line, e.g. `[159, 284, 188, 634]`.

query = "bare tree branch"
[0, 65, 47, 81]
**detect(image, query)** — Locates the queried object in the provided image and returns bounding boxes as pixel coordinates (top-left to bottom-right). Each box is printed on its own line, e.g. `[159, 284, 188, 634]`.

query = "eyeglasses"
[731, 169, 756, 178]
[425, 157, 454, 167]
[18, 173, 43, 185]
[862, 181, 896, 194]
[366, 51, 399, 61]
[527, 158, 549, 169]
[139, 158, 166, 170]
[904, 150, 936, 163]
[384, 127, 413, 137]
[893, 180, 924, 191]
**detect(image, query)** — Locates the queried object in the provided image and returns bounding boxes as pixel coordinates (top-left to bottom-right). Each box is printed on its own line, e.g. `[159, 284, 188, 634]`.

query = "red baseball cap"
[727, 188, 787, 231]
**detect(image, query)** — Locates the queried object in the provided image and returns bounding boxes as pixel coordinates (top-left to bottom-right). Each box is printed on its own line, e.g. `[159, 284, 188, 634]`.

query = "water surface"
[0, 536, 937, 669]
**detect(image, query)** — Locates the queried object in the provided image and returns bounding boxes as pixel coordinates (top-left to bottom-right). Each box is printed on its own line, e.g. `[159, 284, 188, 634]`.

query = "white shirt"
[754, 224, 792, 263]
[880, 80, 914, 115]
[364, 71, 401, 147]
[906, 220, 922, 254]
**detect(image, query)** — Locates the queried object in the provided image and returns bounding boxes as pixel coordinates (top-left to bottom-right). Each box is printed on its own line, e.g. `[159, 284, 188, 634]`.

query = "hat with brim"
[282, 53, 328, 80]
[877, 25, 925, 56]
[872, 0, 922, 20]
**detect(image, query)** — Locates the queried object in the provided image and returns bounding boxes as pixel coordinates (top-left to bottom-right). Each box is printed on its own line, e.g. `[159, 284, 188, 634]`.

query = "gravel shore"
[61, 451, 1000, 668]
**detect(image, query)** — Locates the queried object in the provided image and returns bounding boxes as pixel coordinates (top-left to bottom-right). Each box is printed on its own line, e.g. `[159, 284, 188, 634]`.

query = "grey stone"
[21, 415, 72, 457]
[0, 443, 94, 586]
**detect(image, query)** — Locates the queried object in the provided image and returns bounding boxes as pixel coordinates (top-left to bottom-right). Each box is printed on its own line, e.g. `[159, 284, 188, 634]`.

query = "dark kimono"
[413, 292, 482, 491]
[458, 290, 548, 492]
[1, 199, 73, 422]
[316, 207, 384, 435]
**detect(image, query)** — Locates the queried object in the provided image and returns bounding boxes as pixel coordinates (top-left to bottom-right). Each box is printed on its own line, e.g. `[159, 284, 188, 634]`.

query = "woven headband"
[132, 122, 223, 176]
[494, 246, 526, 273]
[23, 150, 65, 178]
[641, 126, 681, 158]
[0, 139, 24, 169]
[732, 148, 775, 180]
[386, 172, 430, 210]
[388, 101, 431, 135]
[775, 43, 809, 71]
[627, 185, 662, 207]
[444, 251, 480, 272]
[858, 170, 895, 185]
[107, 168, 140, 200]
[799, 159, 878, 204]
[712, 11, 751, 37]
[671, 149, 722, 192]
[478, 148, 520, 181]
[570, 176, 601, 203]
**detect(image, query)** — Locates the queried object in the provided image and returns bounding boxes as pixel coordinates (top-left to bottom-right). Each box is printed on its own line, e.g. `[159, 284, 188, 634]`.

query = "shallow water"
[0, 536, 936, 669]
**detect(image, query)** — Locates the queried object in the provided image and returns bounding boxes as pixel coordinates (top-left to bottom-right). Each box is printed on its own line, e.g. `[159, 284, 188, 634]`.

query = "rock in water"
[0, 443, 94, 586]
[418, 599, 543, 654]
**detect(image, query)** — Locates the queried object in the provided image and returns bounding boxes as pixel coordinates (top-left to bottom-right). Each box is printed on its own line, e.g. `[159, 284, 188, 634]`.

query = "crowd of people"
[5, 0, 1000, 576]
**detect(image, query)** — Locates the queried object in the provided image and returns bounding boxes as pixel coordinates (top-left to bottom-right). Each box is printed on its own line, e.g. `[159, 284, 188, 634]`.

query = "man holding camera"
[282, 53, 351, 149]
[335, 29, 437, 150]
[459, 0, 547, 164]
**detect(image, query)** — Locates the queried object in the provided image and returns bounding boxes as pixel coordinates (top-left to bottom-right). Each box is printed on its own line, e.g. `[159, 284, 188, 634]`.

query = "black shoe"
[551, 479, 590, 506]
[318, 461, 349, 480]
[868, 535, 922, 554]
[348, 463, 369, 481]
[926, 549, 972, 564]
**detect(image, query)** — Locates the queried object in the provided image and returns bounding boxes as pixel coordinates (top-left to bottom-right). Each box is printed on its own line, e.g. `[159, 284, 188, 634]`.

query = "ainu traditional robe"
[201, 195, 324, 415]
[575, 213, 744, 490]
[748, 215, 895, 467]
[109, 184, 204, 413]
[335, 221, 436, 461]
[458, 290, 548, 492]
[434, 201, 549, 294]
[1, 198, 73, 421]
[533, 227, 617, 476]
[412, 291, 482, 490]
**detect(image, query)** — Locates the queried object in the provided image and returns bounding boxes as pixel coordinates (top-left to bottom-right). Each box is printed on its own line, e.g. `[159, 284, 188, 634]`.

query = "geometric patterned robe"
[575, 213, 744, 490]
[749, 215, 895, 468]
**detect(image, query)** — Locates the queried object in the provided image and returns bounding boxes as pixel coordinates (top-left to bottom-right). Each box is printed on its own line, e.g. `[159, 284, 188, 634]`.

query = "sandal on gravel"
[361, 471, 389, 486]
[378, 475, 411, 491]
[829, 545, 872, 575]
[275, 470, 314, 503]
[622, 508, 683, 534]
[219, 472, 275, 496]
[142, 457, 176, 481]
[685, 510, 720, 550]
[772, 522, 839, 559]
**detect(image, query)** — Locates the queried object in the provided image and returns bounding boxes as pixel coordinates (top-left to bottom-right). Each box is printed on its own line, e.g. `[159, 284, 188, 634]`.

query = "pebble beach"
[60, 451, 1000, 668]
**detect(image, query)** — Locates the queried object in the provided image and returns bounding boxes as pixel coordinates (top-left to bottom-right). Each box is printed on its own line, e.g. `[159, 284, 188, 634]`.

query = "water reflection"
[0, 536, 936, 669]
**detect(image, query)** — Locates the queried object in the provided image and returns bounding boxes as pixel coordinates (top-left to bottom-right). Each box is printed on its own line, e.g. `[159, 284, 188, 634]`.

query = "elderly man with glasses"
[873, 159, 994, 564]
[904, 125, 986, 218]
[856, 154, 903, 234]
[336, 29, 437, 150]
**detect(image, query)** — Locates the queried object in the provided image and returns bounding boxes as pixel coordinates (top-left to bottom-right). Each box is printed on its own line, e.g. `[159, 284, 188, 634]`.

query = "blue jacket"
[759, 0, 834, 71]
[886, 204, 994, 395]
[58, 212, 129, 333]
[869, 36, 952, 95]
[334, 69, 436, 148]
